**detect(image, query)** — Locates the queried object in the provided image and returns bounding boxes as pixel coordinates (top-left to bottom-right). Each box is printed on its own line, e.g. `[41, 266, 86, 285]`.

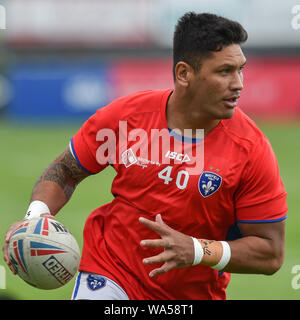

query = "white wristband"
[191, 237, 204, 266]
[212, 241, 231, 270]
[24, 200, 51, 219]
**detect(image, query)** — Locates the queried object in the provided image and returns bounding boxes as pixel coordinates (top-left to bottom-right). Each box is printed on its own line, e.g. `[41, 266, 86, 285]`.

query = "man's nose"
[230, 72, 244, 91]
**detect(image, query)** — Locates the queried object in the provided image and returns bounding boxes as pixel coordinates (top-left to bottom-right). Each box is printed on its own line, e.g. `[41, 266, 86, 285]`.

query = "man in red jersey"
[3, 12, 287, 300]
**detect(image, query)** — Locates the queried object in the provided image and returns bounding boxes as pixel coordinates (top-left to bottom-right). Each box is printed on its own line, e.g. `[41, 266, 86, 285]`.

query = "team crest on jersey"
[198, 171, 222, 197]
[87, 274, 106, 291]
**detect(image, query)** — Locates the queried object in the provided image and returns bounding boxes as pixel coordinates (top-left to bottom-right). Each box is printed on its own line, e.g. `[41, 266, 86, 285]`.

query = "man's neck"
[166, 90, 220, 138]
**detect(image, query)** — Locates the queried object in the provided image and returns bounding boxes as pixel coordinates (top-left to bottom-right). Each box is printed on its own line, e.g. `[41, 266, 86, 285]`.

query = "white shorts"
[71, 271, 130, 300]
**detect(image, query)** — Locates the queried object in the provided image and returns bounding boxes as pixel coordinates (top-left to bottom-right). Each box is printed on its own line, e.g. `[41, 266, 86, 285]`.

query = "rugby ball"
[8, 217, 80, 290]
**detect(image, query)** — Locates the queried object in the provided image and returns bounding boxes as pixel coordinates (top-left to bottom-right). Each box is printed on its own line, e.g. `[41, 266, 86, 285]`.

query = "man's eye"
[220, 69, 229, 74]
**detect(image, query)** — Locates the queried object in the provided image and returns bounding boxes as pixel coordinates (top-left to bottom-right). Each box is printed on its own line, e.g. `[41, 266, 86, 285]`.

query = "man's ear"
[174, 62, 194, 87]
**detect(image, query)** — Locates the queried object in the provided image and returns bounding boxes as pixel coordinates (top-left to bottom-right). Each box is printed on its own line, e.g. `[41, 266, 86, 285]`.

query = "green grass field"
[0, 119, 299, 300]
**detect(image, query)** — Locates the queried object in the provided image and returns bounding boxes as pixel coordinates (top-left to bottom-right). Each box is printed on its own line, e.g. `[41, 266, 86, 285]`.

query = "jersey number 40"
[158, 166, 189, 190]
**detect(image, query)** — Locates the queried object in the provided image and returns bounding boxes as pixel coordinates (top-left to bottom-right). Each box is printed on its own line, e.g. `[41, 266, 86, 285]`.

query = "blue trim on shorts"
[72, 271, 82, 300]
[237, 215, 287, 223]
[70, 137, 94, 175]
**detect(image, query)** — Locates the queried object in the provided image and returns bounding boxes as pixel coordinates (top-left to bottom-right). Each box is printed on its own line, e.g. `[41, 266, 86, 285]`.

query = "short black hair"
[173, 12, 248, 80]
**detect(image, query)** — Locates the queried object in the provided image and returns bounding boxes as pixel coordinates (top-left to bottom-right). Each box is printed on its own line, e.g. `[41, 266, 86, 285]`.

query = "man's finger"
[3, 244, 9, 264]
[143, 250, 173, 265]
[2, 243, 17, 275]
[5, 226, 18, 243]
[140, 239, 170, 249]
[139, 216, 169, 236]
[5, 230, 12, 243]
[155, 214, 164, 224]
[5, 220, 26, 242]
[155, 214, 173, 232]
[149, 261, 177, 278]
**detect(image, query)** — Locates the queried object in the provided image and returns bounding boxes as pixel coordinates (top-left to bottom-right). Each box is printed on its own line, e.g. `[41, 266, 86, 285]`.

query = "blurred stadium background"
[0, 0, 300, 300]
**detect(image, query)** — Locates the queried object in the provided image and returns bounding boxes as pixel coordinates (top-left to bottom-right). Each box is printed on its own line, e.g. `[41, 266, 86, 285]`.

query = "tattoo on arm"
[200, 240, 215, 256]
[34, 147, 90, 200]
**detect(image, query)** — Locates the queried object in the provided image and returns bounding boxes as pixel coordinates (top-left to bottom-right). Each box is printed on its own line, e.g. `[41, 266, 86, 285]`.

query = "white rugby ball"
[8, 217, 80, 290]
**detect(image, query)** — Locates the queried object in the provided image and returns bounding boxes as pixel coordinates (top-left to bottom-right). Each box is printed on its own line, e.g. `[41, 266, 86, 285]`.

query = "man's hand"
[139, 214, 195, 278]
[2, 214, 55, 274]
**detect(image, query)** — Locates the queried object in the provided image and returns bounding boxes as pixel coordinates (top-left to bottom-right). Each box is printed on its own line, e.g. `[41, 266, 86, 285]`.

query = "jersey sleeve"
[70, 104, 119, 175]
[234, 135, 287, 223]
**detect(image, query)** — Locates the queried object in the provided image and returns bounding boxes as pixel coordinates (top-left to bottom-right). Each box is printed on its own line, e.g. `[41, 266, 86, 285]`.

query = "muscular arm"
[197, 220, 285, 274]
[223, 221, 285, 274]
[30, 146, 90, 215]
[3, 146, 90, 273]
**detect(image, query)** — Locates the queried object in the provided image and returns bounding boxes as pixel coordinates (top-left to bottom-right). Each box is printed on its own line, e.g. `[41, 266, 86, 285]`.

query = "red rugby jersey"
[70, 89, 287, 300]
